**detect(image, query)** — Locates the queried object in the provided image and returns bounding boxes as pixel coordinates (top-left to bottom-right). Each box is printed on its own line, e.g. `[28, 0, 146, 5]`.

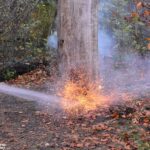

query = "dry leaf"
[131, 12, 139, 18]
[136, 2, 143, 9]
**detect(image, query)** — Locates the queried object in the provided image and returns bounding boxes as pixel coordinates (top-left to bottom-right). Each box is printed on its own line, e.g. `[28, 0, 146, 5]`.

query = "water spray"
[0, 83, 60, 106]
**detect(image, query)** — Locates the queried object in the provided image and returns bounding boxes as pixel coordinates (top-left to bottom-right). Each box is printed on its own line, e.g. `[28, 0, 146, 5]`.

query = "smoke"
[47, 31, 58, 49]
[98, 31, 114, 58]
[0, 83, 60, 106]
[98, 0, 150, 99]
[47, 0, 150, 100]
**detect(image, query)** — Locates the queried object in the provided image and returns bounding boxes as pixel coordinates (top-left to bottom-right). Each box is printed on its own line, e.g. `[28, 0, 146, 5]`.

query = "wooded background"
[0, 0, 149, 81]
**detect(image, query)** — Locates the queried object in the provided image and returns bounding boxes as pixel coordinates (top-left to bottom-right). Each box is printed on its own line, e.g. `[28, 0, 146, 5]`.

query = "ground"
[0, 69, 150, 150]
[0, 95, 150, 150]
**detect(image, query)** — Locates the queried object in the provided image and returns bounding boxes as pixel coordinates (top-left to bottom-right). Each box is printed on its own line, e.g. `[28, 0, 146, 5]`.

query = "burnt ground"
[0, 93, 150, 150]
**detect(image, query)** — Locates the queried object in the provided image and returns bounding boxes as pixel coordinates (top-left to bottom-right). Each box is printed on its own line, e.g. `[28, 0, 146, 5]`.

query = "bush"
[2, 69, 17, 80]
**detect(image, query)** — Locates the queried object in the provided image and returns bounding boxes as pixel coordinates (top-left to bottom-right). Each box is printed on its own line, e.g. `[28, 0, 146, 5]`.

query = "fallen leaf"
[136, 2, 143, 9]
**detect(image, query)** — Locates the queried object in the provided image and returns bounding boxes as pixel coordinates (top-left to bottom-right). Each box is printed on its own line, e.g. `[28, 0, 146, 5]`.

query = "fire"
[58, 68, 108, 112]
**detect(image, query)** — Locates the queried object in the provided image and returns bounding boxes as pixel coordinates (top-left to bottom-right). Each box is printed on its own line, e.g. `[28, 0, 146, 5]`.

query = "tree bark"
[58, 0, 99, 81]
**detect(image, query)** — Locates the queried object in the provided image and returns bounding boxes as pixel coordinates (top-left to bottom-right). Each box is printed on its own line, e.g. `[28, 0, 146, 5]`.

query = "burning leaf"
[59, 69, 108, 112]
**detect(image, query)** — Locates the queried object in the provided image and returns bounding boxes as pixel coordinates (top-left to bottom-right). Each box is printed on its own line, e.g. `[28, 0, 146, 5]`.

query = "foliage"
[99, 0, 149, 55]
[0, 0, 57, 70]
[27, 0, 57, 40]
[17, 0, 57, 54]
[0, 0, 39, 40]
[2, 69, 17, 80]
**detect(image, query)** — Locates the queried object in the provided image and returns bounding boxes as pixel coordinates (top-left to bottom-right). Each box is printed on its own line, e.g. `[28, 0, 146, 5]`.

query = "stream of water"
[0, 83, 60, 106]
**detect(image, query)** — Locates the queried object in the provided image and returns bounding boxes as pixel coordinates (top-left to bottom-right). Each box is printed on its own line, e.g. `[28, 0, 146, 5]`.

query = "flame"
[58, 68, 108, 112]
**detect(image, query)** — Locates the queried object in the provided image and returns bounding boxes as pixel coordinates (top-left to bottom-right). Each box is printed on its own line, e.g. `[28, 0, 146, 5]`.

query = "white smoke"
[98, 0, 150, 99]
[47, 31, 58, 49]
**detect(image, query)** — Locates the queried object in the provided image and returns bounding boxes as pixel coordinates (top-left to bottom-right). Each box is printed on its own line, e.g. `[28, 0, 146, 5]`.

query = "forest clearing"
[0, 0, 150, 149]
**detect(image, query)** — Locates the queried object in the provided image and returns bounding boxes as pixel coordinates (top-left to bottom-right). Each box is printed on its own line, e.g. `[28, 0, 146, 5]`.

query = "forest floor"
[0, 68, 150, 150]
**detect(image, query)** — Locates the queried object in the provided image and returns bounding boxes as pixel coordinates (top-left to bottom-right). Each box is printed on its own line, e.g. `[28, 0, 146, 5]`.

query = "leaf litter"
[0, 68, 150, 150]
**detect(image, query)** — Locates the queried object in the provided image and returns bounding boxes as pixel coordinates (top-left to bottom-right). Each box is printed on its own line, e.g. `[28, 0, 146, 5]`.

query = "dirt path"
[0, 94, 150, 150]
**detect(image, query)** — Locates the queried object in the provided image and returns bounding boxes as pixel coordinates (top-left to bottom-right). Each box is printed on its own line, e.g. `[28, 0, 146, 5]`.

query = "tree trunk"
[58, 0, 99, 81]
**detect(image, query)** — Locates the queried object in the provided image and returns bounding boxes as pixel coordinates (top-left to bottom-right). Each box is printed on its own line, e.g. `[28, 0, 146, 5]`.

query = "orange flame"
[58, 68, 108, 112]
